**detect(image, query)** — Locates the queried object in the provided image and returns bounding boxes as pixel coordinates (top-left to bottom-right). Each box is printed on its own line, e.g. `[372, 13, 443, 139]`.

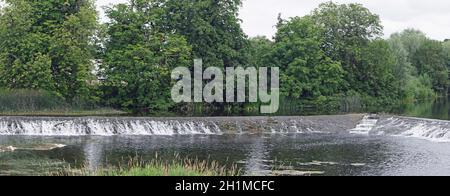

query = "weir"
[369, 116, 450, 142]
[351, 115, 379, 134]
[3, 114, 450, 142]
[0, 115, 362, 136]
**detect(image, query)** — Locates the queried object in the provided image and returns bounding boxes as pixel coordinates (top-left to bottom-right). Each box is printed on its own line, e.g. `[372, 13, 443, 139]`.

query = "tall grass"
[0, 89, 65, 112]
[50, 154, 241, 176]
[0, 88, 125, 116]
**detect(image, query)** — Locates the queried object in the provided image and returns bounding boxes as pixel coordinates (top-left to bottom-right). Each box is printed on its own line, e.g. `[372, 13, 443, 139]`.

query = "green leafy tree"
[269, 16, 345, 100]
[0, 0, 53, 90]
[442, 40, 450, 70]
[246, 36, 273, 67]
[387, 34, 421, 101]
[387, 36, 413, 92]
[102, 0, 192, 114]
[0, 0, 99, 101]
[311, 2, 383, 91]
[160, 0, 248, 68]
[359, 40, 397, 100]
[390, 29, 427, 63]
[412, 39, 449, 93]
[387, 29, 441, 101]
[389, 29, 448, 96]
[157, 0, 249, 114]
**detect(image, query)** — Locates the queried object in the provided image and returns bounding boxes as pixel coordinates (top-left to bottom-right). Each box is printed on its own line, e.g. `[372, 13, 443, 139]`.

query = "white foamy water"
[355, 116, 450, 142]
[350, 115, 379, 135]
[0, 115, 362, 136]
[0, 117, 221, 136]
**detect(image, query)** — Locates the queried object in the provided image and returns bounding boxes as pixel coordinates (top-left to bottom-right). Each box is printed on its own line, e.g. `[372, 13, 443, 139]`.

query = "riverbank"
[0, 108, 128, 117]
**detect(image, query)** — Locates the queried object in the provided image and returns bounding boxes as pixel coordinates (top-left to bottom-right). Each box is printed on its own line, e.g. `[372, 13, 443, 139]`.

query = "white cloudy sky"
[238, 0, 450, 40]
[96, 0, 450, 40]
[2, 0, 448, 40]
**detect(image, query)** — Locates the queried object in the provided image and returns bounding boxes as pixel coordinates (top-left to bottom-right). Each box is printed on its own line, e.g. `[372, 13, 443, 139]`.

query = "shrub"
[0, 89, 66, 112]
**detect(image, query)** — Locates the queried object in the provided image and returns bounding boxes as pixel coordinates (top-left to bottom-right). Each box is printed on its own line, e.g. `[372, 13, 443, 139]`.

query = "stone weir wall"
[0, 114, 364, 136]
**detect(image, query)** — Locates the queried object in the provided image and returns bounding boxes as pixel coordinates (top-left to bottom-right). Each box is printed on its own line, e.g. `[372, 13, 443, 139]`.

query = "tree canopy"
[0, 0, 98, 101]
[268, 16, 344, 100]
[0, 0, 448, 115]
[101, 0, 192, 113]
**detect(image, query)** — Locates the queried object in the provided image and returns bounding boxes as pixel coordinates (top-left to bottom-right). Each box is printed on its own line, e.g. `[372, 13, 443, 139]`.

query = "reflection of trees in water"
[0, 134, 414, 176]
[403, 97, 450, 120]
[261, 134, 394, 176]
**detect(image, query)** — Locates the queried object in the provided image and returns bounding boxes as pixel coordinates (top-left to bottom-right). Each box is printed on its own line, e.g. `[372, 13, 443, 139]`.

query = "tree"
[246, 36, 273, 67]
[102, 0, 192, 113]
[387, 29, 441, 101]
[269, 16, 344, 100]
[390, 30, 449, 95]
[0, 0, 99, 101]
[412, 39, 449, 93]
[387, 33, 423, 101]
[390, 29, 427, 63]
[155, 0, 250, 114]
[359, 40, 397, 100]
[443, 40, 450, 70]
[160, 0, 249, 69]
[387, 36, 413, 91]
[310, 2, 383, 91]
[0, 0, 53, 90]
[102, 0, 250, 114]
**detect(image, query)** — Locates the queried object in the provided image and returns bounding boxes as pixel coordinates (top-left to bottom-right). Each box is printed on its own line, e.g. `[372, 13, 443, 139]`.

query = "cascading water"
[352, 115, 450, 142]
[0, 117, 221, 136]
[0, 115, 362, 136]
[5, 114, 450, 141]
[350, 115, 379, 134]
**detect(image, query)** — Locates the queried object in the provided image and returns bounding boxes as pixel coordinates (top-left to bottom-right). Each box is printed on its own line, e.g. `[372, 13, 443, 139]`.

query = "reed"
[0, 89, 65, 112]
[49, 154, 241, 176]
[0, 89, 125, 116]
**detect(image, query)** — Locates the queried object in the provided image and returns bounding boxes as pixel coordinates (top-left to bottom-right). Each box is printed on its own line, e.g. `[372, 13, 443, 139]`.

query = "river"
[399, 97, 450, 121]
[1, 99, 450, 176]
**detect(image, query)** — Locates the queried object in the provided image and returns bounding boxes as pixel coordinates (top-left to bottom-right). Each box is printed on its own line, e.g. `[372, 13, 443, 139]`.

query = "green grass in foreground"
[51, 155, 241, 176]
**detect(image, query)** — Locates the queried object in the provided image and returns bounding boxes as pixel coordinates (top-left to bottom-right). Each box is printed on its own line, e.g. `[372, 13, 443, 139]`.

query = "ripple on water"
[271, 170, 325, 176]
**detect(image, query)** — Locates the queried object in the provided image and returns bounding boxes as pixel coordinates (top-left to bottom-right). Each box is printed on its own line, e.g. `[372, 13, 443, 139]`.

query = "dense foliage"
[101, 0, 192, 114]
[0, 0, 98, 102]
[0, 0, 448, 115]
[269, 16, 345, 100]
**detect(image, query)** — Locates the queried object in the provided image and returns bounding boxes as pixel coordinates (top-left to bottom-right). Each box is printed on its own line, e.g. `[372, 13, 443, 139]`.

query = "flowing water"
[1, 113, 450, 176]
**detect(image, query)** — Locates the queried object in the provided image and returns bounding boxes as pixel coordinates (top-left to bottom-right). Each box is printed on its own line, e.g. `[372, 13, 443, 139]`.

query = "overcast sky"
[3, 0, 447, 40]
[238, 0, 450, 40]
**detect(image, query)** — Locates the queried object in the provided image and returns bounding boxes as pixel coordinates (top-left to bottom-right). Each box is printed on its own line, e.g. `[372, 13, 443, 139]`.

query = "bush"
[404, 75, 436, 102]
[0, 89, 67, 112]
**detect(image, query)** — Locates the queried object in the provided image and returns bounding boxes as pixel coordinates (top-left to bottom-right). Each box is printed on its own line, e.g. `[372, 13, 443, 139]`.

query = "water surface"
[400, 97, 450, 121]
[2, 133, 450, 176]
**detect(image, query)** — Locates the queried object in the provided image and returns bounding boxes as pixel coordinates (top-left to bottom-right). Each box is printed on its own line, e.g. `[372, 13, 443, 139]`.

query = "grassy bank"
[0, 89, 128, 117]
[0, 109, 127, 117]
[51, 156, 241, 176]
